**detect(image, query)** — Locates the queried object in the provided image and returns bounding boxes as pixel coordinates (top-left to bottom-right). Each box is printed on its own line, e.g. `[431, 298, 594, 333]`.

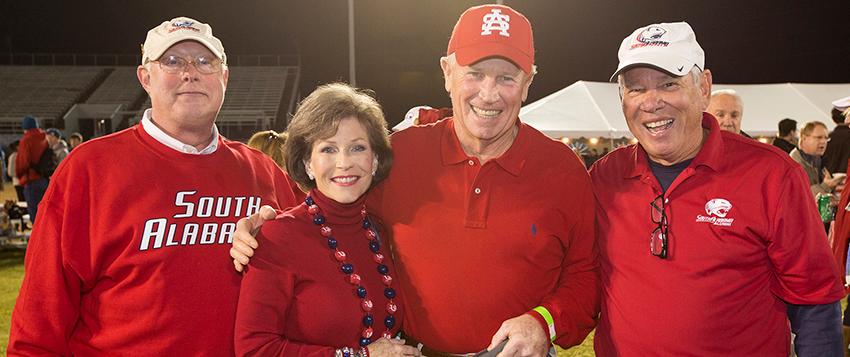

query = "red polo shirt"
[590, 114, 845, 356]
[369, 118, 599, 353]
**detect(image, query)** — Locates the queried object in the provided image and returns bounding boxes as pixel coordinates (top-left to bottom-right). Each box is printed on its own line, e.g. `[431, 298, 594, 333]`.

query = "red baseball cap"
[447, 4, 534, 74]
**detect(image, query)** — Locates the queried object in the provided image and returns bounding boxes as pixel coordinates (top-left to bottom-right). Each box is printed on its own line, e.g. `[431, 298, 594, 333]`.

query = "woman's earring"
[305, 162, 315, 180]
[372, 157, 378, 176]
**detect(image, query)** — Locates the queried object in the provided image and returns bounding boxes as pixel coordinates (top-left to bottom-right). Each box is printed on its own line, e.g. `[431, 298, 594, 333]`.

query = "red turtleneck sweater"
[235, 189, 403, 356]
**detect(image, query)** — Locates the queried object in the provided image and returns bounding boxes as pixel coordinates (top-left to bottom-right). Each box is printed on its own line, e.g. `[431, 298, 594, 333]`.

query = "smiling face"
[137, 41, 228, 131]
[707, 93, 743, 134]
[441, 56, 533, 157]
[620, 66, 712, 165]
[305, 117, 376, 204]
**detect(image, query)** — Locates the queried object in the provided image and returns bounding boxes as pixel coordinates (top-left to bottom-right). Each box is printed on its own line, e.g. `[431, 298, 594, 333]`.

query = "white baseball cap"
[393, 106, 433, 131]
[141, 16, 226, 65]
[611, 22, 704, 81]
[832, 95, 850, 112]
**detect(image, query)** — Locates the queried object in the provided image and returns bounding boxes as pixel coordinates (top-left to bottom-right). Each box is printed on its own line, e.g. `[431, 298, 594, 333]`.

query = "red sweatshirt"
[15, 128, 48, 184]
[8, 124, 301, 356]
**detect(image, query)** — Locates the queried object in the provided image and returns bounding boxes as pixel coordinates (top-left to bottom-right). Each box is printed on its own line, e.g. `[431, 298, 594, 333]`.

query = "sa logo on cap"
[481, 9, 511, 37]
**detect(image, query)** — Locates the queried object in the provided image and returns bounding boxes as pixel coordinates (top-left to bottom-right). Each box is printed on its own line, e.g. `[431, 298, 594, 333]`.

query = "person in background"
[14, 115, 48, 223]
[825, 107, 850, 174]
[791, 121, 844, 196]
[773, 118, 798, 154]
[7, 16, 301, 356]
[592, 21, 845, 356]
[706, 89, 748, 137]
[7, 141, 24, 202]
[44, 128, 69, 163]
[246, 130, 287, 168]
[68, 132, 83, 151]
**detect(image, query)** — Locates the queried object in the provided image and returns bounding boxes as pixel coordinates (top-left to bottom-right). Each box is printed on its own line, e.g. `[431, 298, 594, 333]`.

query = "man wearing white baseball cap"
[7, 16, 301, 355]
[230, 4, 599, 356]
[590, 21, 845, 355]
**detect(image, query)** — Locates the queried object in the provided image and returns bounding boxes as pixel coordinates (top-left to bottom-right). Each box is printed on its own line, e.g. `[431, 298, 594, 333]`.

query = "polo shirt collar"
[440, 117, 526, 176]
[624, 112, 724, 178]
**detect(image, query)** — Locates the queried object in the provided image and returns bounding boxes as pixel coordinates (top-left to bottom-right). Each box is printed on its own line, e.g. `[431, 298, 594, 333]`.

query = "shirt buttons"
[468, 160, 475, 166]
[474, 188, 481, 194]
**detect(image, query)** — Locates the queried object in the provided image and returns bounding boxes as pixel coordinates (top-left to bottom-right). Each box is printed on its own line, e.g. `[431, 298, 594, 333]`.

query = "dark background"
[2, 0, 848, 127]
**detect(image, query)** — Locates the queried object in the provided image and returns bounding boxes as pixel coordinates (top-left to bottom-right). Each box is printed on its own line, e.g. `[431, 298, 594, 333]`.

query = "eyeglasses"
[650, 193, 668, 259]
[151, 55, 223, 74]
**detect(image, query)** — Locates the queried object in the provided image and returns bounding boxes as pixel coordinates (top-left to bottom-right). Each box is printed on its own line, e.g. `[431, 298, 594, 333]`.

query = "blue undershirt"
[648, 158, 842, 355]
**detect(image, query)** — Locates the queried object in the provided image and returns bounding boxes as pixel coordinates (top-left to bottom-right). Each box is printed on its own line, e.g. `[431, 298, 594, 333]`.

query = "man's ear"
[699, 69, 713, 111]
[521, 70, 535, 102]
[137, 65, 151, 93]
[440, 56, 452, 93]
[222, 66, 229, 87]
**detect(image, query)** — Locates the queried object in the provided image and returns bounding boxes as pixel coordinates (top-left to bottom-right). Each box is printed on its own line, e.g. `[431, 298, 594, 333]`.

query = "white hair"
[617, 66, 703, 98]
[710, 89, 741, 102]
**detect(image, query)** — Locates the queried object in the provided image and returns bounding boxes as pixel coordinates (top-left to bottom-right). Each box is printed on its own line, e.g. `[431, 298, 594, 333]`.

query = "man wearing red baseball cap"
[231, 4, 599, 356]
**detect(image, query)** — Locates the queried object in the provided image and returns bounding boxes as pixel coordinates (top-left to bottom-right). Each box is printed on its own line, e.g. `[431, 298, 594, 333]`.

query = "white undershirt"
[140, 108, 219, 155]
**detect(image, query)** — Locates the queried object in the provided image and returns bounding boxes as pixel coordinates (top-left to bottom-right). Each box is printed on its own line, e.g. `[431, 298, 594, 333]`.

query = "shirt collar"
[140, 109, 219, 155]
[624, 112, 723, 178]
[440, 117, 526, 176]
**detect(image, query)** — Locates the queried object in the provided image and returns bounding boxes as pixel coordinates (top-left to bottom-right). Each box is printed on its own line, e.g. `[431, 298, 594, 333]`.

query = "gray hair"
[617, 66, 704, 98]
[710, 89, 741, 102]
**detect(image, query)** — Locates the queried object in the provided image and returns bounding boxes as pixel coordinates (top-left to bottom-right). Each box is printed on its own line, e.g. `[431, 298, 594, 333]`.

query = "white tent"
[520, 81, 850, 138]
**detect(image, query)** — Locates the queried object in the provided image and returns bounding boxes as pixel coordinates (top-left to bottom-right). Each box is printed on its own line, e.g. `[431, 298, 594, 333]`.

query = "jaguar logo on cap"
[169, 20, 200, 33]
[630, 25, 670, 49]
[638, 26, 666, 42]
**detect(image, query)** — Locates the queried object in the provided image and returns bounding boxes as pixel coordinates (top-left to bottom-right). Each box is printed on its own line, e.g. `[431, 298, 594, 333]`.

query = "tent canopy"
[520, 81, 850, 138]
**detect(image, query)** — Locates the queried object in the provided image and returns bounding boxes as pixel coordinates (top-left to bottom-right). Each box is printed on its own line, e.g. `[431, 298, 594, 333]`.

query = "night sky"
[2, 0, 849, 127]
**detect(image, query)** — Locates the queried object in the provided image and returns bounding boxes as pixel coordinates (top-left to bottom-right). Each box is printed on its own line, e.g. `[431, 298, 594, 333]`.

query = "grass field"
[0, 248, 25, 356]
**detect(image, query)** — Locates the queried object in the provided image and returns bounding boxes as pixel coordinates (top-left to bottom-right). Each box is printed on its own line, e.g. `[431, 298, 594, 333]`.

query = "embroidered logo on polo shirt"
[695, 198, 734, 227]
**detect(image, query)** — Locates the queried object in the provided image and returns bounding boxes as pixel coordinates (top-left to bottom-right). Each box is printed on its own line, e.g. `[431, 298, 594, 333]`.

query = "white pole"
[348, 0, 356, 86]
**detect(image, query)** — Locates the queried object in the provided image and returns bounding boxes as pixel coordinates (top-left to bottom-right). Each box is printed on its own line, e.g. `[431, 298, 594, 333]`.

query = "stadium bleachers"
[0, 66, 106, 129]
[86, 67, 146, 109]
[0, 62, 299, 141]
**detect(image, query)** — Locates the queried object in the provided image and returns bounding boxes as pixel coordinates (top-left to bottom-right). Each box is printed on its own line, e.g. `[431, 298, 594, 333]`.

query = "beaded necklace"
[306, 195, 397, 348]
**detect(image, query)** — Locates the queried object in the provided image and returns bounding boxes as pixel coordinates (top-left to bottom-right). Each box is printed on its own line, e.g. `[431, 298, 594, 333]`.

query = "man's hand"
[230, 205, 276, 272]
[824, 175, 844, 190]
[488, 314, 549, 357]
[366, 337, 422, 357]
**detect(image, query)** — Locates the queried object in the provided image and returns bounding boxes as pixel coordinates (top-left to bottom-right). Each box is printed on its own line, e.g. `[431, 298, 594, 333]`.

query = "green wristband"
[533, 306, 556, 341]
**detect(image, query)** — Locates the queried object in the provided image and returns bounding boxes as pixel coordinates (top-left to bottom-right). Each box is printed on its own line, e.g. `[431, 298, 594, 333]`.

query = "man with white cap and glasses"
[590, 22, 845, 355]
[231, 4, 599, 356]
[7, 16, 300, 355]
